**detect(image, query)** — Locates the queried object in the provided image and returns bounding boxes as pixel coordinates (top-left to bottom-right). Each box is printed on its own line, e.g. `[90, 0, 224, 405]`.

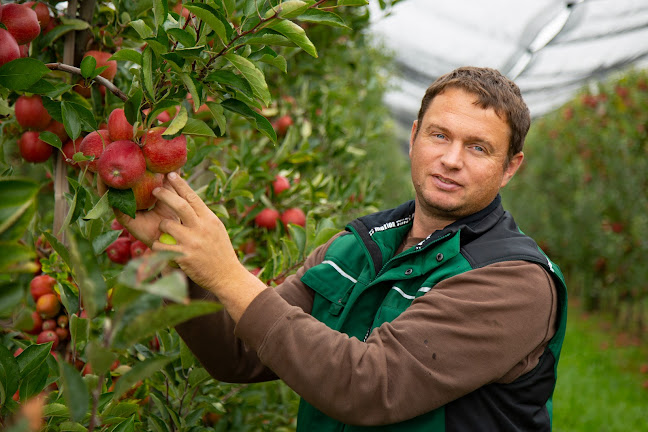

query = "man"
[118, 66, 567, 431]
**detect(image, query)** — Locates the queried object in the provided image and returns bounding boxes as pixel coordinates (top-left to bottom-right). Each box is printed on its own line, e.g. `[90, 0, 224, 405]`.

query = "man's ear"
[500, 151, 524, 188]
[409, 120, 418, 158]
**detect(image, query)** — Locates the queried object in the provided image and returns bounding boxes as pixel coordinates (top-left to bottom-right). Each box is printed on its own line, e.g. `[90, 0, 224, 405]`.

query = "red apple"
[41, 319, 57, 331]
[24, 2, 51, 29]
[97, 140, 146, 189]
[272, 175, 290, 195]
[141, 127, 187, 173]
[0, 29, 21, 67]
[78, 129, 111, 172]
[273, 114, 293, 136]
[36, 330, 59, 350]
[281, 208, 306, 227]
[255, 208, 281, 229]
[132, 170, 164, 210]
[60, 137, 83, 166]
[1, 3, 41, 45]
[130, 240, 149, 258]
[83, 50, 117, 81]
[106, 237, 132, 264]
[19, 131, 53, 163]
[26, 310, 43, 335]
[30, 274, 56, 301]
[108, 108, 134, 141]
[55, 327, 69, 341]
[46, 120, 68, 142]
[15, 95, 51, 131]
[14, 347, 24, 357]
[57, 314, 68, 328]
[36, 293, 60, 318]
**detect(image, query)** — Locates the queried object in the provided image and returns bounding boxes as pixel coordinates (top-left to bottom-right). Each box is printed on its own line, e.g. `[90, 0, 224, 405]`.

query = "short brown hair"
[415, 67, 530, 162]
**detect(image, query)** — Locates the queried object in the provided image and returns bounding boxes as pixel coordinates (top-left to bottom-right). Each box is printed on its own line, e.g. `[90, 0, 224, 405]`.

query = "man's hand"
[150, 172, 267, 322]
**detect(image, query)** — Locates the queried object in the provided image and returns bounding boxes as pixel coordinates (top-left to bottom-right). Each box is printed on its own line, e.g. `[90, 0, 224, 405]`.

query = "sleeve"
[233, 260, 558, 426]
[173, 232, 345, 383]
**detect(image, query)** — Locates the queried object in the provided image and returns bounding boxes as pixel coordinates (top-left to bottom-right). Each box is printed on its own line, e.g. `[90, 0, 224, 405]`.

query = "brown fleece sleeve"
[173, 232, 345, 383]
[234, 261, 557, 426]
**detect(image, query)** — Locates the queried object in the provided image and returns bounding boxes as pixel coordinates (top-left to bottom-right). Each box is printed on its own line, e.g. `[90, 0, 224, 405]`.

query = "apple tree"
[0, 0, 409, 430]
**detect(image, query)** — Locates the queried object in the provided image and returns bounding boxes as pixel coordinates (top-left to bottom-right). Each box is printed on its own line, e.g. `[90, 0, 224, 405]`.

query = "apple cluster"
[23, 273, 69, 354]
[253, 175, 306, 229]
[106, 218, 150, 265]
[86, 108, 188, 210]
[0, 2, 50, 67]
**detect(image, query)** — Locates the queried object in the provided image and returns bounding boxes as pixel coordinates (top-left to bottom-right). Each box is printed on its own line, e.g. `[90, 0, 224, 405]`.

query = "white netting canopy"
[369, 0, 648, 132]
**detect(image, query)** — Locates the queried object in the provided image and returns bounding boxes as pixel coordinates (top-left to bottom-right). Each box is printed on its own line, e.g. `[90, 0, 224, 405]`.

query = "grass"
[553, 299, 648, 431]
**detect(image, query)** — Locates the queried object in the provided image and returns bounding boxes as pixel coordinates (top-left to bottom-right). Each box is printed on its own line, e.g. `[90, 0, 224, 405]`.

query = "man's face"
[409, 88, 524, 224]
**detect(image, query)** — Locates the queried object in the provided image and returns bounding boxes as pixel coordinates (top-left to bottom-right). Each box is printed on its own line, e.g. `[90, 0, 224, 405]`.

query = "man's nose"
[439, 141, 464, 169]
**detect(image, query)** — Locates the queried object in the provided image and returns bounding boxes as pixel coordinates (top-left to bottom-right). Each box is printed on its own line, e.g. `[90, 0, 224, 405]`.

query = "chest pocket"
[372, 284, 432, 328]
[301, 259, 360, 330]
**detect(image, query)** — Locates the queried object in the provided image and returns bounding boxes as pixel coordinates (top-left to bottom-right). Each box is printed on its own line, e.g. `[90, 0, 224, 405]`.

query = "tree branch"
[45, 63, 128, 102]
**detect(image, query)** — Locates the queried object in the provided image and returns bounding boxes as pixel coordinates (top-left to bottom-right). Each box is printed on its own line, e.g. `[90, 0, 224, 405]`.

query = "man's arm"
[173, 233, 342, 383]
[233, 260, 557, 426]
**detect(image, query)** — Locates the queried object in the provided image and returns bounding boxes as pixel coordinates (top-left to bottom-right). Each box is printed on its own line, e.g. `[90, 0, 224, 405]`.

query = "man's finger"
[165, 172, 212, 218]
[153, 185, 199, 226]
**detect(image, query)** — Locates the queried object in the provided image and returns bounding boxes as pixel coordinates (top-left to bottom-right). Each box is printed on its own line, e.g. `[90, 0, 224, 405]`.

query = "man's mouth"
[433, 175, 459, 186]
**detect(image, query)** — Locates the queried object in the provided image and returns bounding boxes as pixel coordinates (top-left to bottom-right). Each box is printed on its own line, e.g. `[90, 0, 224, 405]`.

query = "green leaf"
[338, 0, 369, 4]
[221, 98, 276, 143]
[206, 102, 227, 135]
[268, 19, 317, 57]
[0, 344, 20, 406]
[19, 361, 49, 401]
[0, 178, 38, 238]
[80, 56, 97, 79]
[59, 362, 90, 422]
[59, 282, 80, 316]
[92, 230, 122, 255]
[86, 341, 118, 377]
[58, 421, 88, 432]
[43, 403, 70, 417]
[240, 29, 293, 46]
[204, 69, 253, 98]
[108, 188, 137, 220]
[0, 282, 23, 318]
[61, 101, 97, 139]
[16, 343, 52, 377]
[111, 301, 222, 349]
[43, 232, 72, 269]
[163, 105, 187, 136]
[287, 223, 307, 257]
[221, 0, 235, 17]
[167, 28, 195, 48]
[39, 131, 62, 150]
[251, 46, 287, 73]
[298, 8, 349, 28]
[112, 356, 173, 401]
[184, 3, 227, 42]
[68, 233, 107, 318]
[83, 192, 111, 221]
[142, 47, 155, 102]
[181, 73, 200, 112]
[224, 53, 271, 106]
[26, 78, 58, 96]
[139, 271, 188, 304]
[38, 22, 88, 46]
[0, 242, 37, 273]
[130, 20, 154, 39]
[152, 0, 167, 28]
[264, 0, 308, 19]
[182, 118, 216, 137]
[147, 100, 180, 127]
[69, 314, 90, 349]
[0, 58, 51, 91]
[124, 88, 143, 126]
[109, 49, 143, 65]
[179, 339, 195, 370]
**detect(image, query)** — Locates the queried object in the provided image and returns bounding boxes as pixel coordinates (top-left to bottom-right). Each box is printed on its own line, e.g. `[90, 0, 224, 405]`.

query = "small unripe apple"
[132, 170, 164, 210]
[141, 127, 187, 173]
[78, 129, 111, 172]
[97, 140, 147, 189]
[36, 293, 61, 319]
[106, 237, 132, 264]
[108, 108, 134, 141]
[1, 3, 41, 45]
[19, 131, 53, 163]
[83, 50, 117, 81]
[30, 274, 56, 301]
[57, 314, 69, 328]
[255, 208, 281, 229]
[159, 233, 177, 245]
[0, 29, 21, 67]
[281, 208, 306, 227]
[15, 95, 51, 131]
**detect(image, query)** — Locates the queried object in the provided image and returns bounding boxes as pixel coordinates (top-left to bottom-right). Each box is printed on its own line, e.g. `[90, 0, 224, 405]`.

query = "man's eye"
[472, 145, 485, 152]
[434, 133, 446, 140]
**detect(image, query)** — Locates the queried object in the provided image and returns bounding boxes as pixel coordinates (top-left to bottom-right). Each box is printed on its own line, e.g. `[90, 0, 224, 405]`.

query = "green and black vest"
[299, 196, 568, 431]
